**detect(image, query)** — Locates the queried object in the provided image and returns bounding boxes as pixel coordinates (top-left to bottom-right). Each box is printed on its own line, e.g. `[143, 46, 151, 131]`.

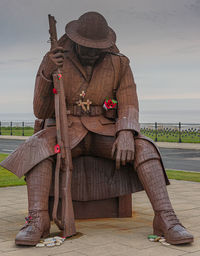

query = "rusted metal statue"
[0, 12, 193, 246]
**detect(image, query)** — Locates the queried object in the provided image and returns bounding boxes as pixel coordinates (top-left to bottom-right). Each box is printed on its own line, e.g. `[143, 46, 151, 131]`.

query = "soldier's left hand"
[112, 130, 135, 170]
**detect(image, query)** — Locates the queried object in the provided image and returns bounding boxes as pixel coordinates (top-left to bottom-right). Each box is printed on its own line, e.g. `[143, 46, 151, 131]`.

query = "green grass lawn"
[0, 154, 26, 187]
[0, 153, 200, 187]
[1, 126, 200, 142]
[0, 127, 34, 136]
[141, 128, 200, 143]
[166, 170, 200, 183]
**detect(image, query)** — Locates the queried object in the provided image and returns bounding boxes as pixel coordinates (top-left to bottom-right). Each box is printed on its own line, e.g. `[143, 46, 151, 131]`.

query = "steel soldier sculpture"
[0, 12, 193, 245]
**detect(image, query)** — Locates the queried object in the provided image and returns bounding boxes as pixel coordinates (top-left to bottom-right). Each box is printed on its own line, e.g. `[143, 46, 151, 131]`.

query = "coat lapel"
[66, 51, 88, 81]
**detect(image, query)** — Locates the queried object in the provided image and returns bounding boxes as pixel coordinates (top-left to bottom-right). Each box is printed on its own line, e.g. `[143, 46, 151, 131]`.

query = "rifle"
[48, 14, 76, 237]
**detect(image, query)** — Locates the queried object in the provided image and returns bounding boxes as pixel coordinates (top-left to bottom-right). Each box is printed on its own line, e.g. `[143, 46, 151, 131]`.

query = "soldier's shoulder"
[107, 45, 129, 59]
[109, 52, 126, 57]
[109, 51, 130, 65]
[108, 51, 130, 64]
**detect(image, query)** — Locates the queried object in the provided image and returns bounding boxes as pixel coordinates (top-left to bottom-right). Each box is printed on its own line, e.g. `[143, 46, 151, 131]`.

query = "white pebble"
[36, 243, 45, 248]
[149, 238, 155, 242]
[161, 241, 170, 246]
[44, 238, 54, 242]
[54, 236, 63, 240]
[46, 242, 56, 247]
[43, 241, 55, 245]
[159, 238, 166, 242]
[55, 239, 63, 243]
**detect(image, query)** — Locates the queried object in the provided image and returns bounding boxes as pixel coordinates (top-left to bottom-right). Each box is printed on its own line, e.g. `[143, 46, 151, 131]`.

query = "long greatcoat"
[0, 35, 169, 201]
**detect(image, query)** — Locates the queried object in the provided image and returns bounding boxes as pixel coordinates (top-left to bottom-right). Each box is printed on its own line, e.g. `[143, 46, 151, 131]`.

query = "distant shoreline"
[0, 109, 200, 123]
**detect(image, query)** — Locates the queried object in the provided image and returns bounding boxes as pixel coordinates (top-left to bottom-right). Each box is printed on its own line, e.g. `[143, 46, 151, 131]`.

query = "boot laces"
[21, 212, 41, 231]
[25, 215, 33, 224]
[163, 210, 181, 228]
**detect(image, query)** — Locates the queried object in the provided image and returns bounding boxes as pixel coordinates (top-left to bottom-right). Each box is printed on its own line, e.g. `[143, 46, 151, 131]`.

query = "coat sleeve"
[33, 54, 55, 119]
[116, 57, 140, 135]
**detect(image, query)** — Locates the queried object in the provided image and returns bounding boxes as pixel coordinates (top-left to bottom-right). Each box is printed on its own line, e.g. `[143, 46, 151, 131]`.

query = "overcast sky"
[0, 0, 200, 120]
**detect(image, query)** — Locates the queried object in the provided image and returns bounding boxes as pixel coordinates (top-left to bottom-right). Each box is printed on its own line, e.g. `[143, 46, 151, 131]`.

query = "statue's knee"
[26, 157, 54, 179]
[134, 139, 160, 170]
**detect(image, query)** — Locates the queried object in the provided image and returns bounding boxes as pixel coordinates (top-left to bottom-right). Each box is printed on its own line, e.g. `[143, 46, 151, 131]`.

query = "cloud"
[0, 58, 38, 65]
[0, 0, 199, 117]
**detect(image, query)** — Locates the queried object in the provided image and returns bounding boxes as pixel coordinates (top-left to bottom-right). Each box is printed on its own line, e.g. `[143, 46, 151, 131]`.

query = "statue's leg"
[15, 158, 53, 245]
[134, 139, 193, 244]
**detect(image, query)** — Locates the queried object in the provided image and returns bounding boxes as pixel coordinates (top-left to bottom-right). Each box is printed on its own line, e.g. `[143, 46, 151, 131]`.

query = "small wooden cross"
[80, 90, 86, 98]
[76, 99, 87, 112]
[86, 99, 92, 111]
[76, 99, 92, 112]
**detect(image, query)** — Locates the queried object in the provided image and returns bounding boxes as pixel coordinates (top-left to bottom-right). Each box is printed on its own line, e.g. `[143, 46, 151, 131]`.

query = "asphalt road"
[159, 147, 200, 172]
[0, 139, 199, 172]
[0, 139, 25, 154]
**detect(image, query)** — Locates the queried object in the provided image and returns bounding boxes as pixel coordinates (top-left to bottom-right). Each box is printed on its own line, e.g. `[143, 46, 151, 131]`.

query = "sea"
[0, 110, 199, 124]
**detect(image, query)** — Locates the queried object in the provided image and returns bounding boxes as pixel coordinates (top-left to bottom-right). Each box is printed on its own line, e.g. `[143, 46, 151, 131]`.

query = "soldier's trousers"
[26, 132, 173, 214]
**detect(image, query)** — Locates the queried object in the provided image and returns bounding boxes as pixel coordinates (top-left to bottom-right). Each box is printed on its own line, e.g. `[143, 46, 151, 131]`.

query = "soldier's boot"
[15, 159, 52, 245]
[136, 159, 193, 244]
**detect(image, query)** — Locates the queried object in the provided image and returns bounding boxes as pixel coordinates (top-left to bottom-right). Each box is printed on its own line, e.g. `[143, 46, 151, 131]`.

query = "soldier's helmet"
[65, 12, 116, 49]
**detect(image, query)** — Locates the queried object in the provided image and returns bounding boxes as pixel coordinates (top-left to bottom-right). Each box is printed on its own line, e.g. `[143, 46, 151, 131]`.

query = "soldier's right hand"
[112, 130, 135, 170]
[43, 47, 64, 79]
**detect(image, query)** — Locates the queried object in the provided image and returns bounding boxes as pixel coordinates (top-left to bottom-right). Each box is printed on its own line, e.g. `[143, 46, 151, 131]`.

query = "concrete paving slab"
[0, 180, 199, 256]
[156, 142, 200, 150]
[0, 136, 28, 140]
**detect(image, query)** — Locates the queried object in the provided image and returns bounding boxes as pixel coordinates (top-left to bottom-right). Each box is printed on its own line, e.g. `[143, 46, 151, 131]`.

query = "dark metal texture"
[65, 12, 116, 49]
[15, 159, 52, 245]
[137, 159, 193, 244]
[0, 11, 193, 245]
[49, 14, 76, 237]
[49, 195, 132, 219]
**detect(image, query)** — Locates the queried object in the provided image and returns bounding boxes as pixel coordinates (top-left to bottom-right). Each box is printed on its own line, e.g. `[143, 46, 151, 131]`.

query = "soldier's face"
[76, 44, 102, 66]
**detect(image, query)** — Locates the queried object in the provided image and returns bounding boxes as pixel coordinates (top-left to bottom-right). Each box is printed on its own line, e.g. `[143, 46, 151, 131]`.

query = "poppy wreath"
[103, 98, 117, 110]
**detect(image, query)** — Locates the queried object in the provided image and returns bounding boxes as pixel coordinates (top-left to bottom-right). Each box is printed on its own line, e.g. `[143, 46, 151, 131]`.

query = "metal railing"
[140, 122, 200, 143]
[0, 121, 34, 136]
[0, 121, 200, 143]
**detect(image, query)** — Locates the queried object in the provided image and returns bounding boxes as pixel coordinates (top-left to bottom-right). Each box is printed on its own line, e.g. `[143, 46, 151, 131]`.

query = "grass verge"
[1, 126, 200, 142]
[0, 127, 34, 136]
[0, 154, 200, 187]
[166, 170, 200, 183]
[0, 154, 26, 187]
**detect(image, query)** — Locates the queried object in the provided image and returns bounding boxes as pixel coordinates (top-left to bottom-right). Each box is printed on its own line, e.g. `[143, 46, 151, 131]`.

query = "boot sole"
[166, 237, 194, 245]
[15, 239, 39, 246]
[15, 230, 50, 246]
[154, 229, 193, 245]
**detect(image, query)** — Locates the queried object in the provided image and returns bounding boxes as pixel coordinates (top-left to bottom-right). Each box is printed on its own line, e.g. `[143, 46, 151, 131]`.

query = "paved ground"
[0, 137, 200, 172]
[0, 180, 199, 256]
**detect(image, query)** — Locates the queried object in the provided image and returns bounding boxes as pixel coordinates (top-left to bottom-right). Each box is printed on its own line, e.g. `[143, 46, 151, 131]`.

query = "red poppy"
[53, 88, 57, 94]
[54, 144, 61, 153]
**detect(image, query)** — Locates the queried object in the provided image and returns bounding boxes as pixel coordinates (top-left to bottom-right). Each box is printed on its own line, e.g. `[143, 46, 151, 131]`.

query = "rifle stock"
[48, 14, 76, 237]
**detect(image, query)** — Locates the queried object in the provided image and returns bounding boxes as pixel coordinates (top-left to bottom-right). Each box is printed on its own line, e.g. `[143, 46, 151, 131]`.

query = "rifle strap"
[52, 152, 63, 230]
[52, 74, 64, 230]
